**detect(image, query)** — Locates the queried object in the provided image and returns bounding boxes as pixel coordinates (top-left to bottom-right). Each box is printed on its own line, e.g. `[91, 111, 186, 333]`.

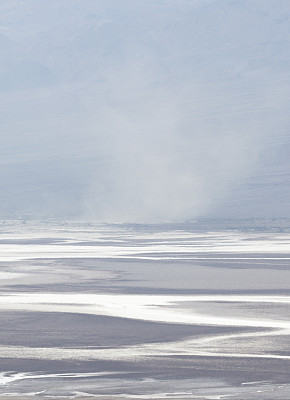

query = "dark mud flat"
[0, 311, 246, 348]
[2, 356, 290, 400]
[3, 352, 290, 381]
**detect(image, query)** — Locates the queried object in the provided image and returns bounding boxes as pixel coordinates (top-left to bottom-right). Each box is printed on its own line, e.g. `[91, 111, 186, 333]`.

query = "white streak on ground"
[0, 293, 290, 361]
[0, 230, 290, 262]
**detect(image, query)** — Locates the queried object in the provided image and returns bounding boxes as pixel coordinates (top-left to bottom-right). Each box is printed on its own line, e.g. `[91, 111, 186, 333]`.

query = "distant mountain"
[0, 0, 289, 222]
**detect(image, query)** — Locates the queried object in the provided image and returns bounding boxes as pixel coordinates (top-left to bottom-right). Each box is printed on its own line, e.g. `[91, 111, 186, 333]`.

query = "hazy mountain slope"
[0, 0, 289, 221]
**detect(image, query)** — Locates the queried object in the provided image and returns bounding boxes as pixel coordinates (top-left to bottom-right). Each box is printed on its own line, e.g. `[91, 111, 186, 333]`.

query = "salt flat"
[0, 221, 290, 399]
